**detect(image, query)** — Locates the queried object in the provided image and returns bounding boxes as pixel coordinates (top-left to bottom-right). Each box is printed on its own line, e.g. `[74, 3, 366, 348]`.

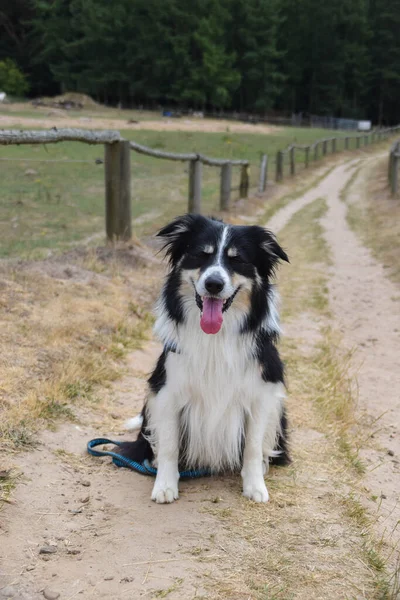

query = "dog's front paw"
[242, 480, 269, 503]
[151, 482, 179, 504]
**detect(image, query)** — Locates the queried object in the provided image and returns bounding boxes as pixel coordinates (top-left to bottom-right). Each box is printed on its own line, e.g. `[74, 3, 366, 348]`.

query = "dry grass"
[344, 157, 400, 285]
[0, 243, 160, 460]
[0, 468, 21, 510]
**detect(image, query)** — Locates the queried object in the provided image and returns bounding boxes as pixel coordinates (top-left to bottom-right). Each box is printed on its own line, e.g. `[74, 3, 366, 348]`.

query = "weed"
[342, 493, 370, 528]
[153, 578, 183, 598]
[0, 470, 18, 509]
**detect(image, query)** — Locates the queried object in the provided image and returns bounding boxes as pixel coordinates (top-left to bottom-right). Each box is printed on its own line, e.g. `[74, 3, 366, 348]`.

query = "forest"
[1, 0, 400, 123]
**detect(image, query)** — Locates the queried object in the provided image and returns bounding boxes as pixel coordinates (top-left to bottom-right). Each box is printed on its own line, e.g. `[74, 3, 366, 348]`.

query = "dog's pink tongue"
[200, 297, 224, 334]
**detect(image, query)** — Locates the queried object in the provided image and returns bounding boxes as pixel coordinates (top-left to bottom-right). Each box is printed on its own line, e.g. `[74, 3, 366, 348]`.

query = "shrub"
[0, 59, 29, 97]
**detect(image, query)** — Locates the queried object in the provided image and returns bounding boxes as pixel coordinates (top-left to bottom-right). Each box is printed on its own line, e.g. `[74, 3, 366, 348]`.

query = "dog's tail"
[124, 414, 144, 431]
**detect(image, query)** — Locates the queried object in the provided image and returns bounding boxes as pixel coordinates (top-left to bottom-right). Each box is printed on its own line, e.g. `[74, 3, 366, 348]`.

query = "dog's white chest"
[164, 325, 258, 470]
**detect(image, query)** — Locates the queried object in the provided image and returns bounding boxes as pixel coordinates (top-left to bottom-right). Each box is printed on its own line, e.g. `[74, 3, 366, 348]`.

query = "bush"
[0, 59, 29, 97]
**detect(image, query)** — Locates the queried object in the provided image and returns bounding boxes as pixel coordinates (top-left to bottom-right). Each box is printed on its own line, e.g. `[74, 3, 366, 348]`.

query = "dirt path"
[1, 154, 399, 599]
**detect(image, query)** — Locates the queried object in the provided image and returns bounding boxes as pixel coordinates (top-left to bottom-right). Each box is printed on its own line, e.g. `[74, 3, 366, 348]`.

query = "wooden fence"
[275, 126, 400, 181]
[0, 128, 250, 241]
[1, 125, 400, 242]
[388, 140, 400, 197]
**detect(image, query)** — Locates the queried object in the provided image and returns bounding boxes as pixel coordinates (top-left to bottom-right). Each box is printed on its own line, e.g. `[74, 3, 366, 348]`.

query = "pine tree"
[368, 0, 400, 124]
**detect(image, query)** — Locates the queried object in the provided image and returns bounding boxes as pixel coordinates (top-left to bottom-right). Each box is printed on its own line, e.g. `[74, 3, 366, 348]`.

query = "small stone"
[104, 576, 114, 581]
[80, 496, 90, 504]
[388, 449, 395, 457]
[26, 565, 36, 571]
[381, 493, 387, 499]
[120, 577, 134, 583]
[1, 586, 18, 598]
[43, 588, 60, 600]
[81, 480, 91, 487]
[39, 545, 57, 554]
[67, 549, 81, 555]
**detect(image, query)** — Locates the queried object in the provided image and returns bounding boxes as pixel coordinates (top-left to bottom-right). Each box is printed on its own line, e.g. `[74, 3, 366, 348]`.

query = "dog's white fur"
[138, 285, 285, 504]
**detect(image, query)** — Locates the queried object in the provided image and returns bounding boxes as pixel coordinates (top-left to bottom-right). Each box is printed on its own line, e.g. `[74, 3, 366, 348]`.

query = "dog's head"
[157, 214, 288, 334]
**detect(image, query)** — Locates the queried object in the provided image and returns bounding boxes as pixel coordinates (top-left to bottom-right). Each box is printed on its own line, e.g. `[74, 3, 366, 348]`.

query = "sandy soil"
[0, 112, 280, 135]
[1, 155, 399, 599]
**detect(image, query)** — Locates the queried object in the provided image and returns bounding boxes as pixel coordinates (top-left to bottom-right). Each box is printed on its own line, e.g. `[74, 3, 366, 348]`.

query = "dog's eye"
[228, 253, 245, 263]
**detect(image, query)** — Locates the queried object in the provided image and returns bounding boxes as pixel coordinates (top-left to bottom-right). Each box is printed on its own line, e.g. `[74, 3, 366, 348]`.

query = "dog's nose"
[205, 275, 224, 295]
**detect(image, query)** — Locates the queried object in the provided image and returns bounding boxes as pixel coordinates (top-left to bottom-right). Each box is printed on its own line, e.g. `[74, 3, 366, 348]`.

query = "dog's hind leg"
[242, 382, 286, 503]
[268, 408, 291, 467]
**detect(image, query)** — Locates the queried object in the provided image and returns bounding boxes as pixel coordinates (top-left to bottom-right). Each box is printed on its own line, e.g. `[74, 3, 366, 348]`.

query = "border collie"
[120, 214, 290, 503]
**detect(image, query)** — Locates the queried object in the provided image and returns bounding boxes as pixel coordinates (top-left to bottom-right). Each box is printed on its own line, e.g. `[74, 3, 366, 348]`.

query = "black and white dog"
[120, 214, 290, 503]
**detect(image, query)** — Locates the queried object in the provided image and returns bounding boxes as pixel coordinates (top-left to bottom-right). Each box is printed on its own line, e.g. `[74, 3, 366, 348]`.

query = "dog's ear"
[248, 226, 288, 278]
[157, 214, 205, 265]
[259, 230, 289, 264]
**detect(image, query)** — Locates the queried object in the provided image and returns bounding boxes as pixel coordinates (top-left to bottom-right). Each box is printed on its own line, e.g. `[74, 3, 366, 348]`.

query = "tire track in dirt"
[320, 159, 400, 555]
[267, 153, 400, 563]
[267, 152, 400, 569]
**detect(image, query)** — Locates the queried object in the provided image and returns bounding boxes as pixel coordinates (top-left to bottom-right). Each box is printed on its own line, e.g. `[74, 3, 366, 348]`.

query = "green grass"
[0, 126, 349, 258]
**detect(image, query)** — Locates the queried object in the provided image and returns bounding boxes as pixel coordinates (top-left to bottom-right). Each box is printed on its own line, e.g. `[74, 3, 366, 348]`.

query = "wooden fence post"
[239, 164, 250, 198]
[331, 138, 336, 153]
[323, 140, 328, 156]
[364, 135, 368, 147]
[356, 137, 361, 149]
[392, 154, 399, 196]
[258, 154, 268, 193]
[345, 137, 349, 150]
[220, 163, 232, 210]
[105, 140, 132, 241]
[314, 143, 319, 161]
[188, 158, 202, 213]
[290, 146, 295, 175]
[276, 151, 283, 181]
[305, 147, 310, 168]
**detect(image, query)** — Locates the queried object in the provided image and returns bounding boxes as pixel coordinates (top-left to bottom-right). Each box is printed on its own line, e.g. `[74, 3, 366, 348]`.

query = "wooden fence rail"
[388, 140, 400, 197]
[276, 126, 400, 179]
[1, 125, 400, 242]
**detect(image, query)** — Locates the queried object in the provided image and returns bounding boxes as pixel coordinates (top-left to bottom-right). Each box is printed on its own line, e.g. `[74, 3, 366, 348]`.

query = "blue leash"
[87, 438, 211, 479]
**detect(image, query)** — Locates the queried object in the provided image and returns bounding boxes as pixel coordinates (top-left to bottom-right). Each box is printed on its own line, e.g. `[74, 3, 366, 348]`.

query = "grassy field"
[0, 118, 354, 259]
